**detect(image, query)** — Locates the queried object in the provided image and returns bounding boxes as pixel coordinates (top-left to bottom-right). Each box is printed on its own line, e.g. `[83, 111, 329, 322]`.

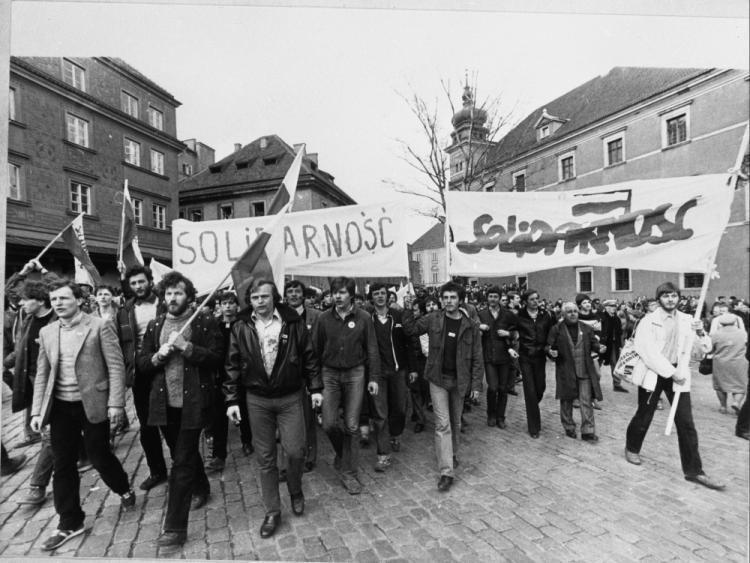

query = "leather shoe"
[581, 434, 599, 443]
[291, 493, 305, 516]
[507, 388, 518, 396]
[685, 474, 726, 491]
[242, 443, 254, 456]
[260, 513, 281, 538]
[624, 450, 641, 465]
[736, 430, 749, 440]
[530, 432, 539, 439]
[565, 429, 576, 439]
[437, 475, 453, 492]
[139, 474, 167, 491]
[157, 531, 186, 547]
[496, 420, 506, 429]
[414, 423, 425, 433]
[191, 493, 209, 510]
[614, 385, 629, 393]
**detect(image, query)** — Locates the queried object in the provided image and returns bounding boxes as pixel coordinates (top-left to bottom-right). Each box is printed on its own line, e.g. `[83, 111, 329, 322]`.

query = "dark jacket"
[517, 307, 556, 358]
[599, 311, 623, 365]
[224, 304, 322, 404]
[136, 311, 223, 430]
[477, 307, 518, 365]
[370, 308, 418, 373]
[116, 295, 164, 388]
[402, 309, 483, 397]
[546, 321, 604, 402]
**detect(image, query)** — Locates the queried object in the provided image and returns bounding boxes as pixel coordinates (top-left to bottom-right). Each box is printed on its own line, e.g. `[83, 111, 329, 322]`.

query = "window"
[516, 275, 528, 288]
[432, 272, 439, 284]
[541, 126, 550, 138]
[219, 204, 233, 220]
[512, 170, 526, 192]
[262, 156, 279, 166]
[611, 268, 631, 292]
[182, 163, 193, 176]
[70, 181, 91, 215]
[681, 273, 704, 290]
[413, 253, 421, 262]
[8, 163, 21, 200]
[188, 208, 203, 222]
[63, 59, 86, 91]
[66, 114, 89, 147]
[559, 152, 576, 181]
[153, 204, 166, 229]
[661, 105, 691, 148]
[148, 106, 164, 131]
[251, 201, 265, 217]
[8, 87, 15, 121]
[455, 161, 464, 173]
[124, 138, 141, 166]
[133, 198, 143, 225]
[576, 267, 593, 293]
[150, 149, 165, 175]
[606, 137, 624, 166]
[431, 252, 438, 262]
[122, 91, 139, 118]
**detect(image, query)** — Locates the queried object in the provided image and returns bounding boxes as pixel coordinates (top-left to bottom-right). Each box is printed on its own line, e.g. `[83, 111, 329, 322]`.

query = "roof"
[179, 135, 356, 204]
[488, 67, 714, 166]
[101, 57, 181, 105]
[411, 222, 444, 251]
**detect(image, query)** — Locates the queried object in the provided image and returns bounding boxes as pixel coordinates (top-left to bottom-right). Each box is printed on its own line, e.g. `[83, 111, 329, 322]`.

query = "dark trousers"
[49, 400, 130, 530]
[372, 368, 407, 455]
[246, 390, 306, 515]
[520, 355, 547, 434]
[625, 377, 703, 477]
[560, 378, 595, 434]
[737, 380, 749, 436]
[322, 365, 365, 478]
[210, 381, 229, 460]
[485, 363, 511, 421]
[160, 407, 210, 533]
[133, 379, 167, 477]
[280, 388, 317, 470]
[409, 374, 430, 425]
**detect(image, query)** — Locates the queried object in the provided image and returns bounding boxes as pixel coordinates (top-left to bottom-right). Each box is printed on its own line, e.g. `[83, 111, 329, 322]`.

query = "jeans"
[485, 363, 511, 421]
[160, 407, 210, 533]
[134, 378, 167, 477]
[625, 377, 703, 477]
[30, 426, 54, 488]
[372, 368, 408, 454]
[49, 400, 130, 530]
[322, 365, 365, 478]
[560, 378, 595, 435]
[429, 381, 464, 477]
[246, 390, 306, 515]
[520, 355, 547, 434]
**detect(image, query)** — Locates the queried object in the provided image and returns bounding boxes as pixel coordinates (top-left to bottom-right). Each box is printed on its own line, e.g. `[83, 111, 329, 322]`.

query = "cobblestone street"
[1, 364, 747, 562]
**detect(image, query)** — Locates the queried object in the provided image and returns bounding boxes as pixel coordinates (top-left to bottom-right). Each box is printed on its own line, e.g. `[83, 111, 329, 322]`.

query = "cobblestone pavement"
[1, 363, 747, 562]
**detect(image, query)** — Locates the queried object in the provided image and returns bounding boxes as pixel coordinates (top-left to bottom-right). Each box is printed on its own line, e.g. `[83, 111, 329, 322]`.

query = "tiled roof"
[488, 67, 713, 166]
[411, 221, 444, 251]
[104, 57, 180, 104]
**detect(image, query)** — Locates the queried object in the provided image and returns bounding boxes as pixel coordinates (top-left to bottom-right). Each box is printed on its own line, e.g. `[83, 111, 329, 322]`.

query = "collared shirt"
[252, 309, 283, 376]
[658, 307, 680, 364]
[55, 311, 85, 402]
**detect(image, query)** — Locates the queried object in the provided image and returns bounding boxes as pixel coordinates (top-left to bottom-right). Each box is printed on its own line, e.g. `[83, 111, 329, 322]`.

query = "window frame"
[9, 87, 15, 121]
[62, 59, 86, 91]
[132, 197, 143, 225]
[218, 203, 234, 220]
[610, 267, 632, 292]
[512, 169, 526, 192]
[558, 151, 576, 182]
[251, 200, 266, 217]
[121, 90, 139, 118]
[8, 162, 21, 200]
[680, 272, 705, 290]
[66, 113, 90, 148]
[70, 180, 92, 215]
[152, 203, 167, 230]
[150, 148, 165, 175]
[124, 137, 141, 167]
[603, 131, 626, 167]
[661, 104, 691, 148]
[148, 105, 164, 131]
[188, 208, 203, 222]
[575, 266, 594, 294]
[182, 162, 193, 176]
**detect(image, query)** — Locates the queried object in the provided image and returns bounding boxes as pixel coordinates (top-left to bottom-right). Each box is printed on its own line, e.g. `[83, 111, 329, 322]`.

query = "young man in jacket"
[599, 299, 627, 392]
[225, 279, 323, 539]
[136, 271, 224, 547]
[403, 281, 482, 492]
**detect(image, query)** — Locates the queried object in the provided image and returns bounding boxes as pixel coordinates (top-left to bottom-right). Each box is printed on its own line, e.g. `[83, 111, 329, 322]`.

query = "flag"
[74, 257, 97, 288]
[231, 204, 289, 308]
[267, 144, 304, 215]
[62, 214, 102, 286]
[149, 258, 172, 287]
[120, 184, 145, 269]
[396, 281, 414, 307]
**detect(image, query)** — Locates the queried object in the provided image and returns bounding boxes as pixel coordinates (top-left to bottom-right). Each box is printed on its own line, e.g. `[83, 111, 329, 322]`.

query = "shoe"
[19, 485, 46, 505]
[41, 525, 85, 551]
[120, 489, 136, 509]
[496, 420, 506, 429]
[360, 437, 370, 448]
[191, 493, 209, 510]
[390, 438, 401, 452]
[565, 429, 576, 439]
[452, 455, 460, 468]
[463, 402, 472, 413]
[304, 461, 315, 472]
[139, 474, 167, 491]
[260, 513, 281, 538]
[572, 399, 580, 409]
[333, 456, 342, 471]
[242, 443, 254, 456]
[13, 435, 41, 448]
[614, 385, 629, 393]
[279, 469, 287, 482]
[507, 388, 518, 396]
[374, 455, 392, 472]
[685, 474, 726, 491]
[487, 417, 497, 427]
[437, 475, 454, 492]
[625, 450, 641, 465]
[581, 434, 599, 443]
[1, 453, 27, 476]
[530, 432, 539, 439]
[76, 460, 93, 473]
[291, 493, 305, 516]
[592, 401, 602, 411]
[735, 430, 749, 440]
[656, 400, 664, 411]
[414, 423, 425, 433]
[157, 531, 187, 547]
[206, 457, 225, 472]
[342, 475, 363, 495]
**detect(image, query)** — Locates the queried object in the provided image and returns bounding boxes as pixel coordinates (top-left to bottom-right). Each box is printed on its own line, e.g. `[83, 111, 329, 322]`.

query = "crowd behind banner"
[1, 259, 748, 550]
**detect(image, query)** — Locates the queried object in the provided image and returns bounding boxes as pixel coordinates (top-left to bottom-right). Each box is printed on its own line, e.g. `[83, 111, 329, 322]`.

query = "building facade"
[450, 67, 749, 301]
[410, 222, 447, 287]
[7, 57, 183, 281]
[178, 138, 215, 181]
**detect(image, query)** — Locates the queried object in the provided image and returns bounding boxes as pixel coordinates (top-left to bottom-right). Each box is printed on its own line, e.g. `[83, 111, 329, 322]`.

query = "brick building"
[178, 138, 215, 181]
[410, 222, 447, 287]
[7, 57, 184, 282]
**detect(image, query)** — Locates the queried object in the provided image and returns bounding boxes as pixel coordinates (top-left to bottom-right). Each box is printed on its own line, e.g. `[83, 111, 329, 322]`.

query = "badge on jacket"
[348, 321, 355, 329]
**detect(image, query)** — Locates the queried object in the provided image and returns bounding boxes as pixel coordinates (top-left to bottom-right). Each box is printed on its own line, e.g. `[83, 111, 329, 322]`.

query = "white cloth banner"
[447, 174, 734, 277]
[172, 201, 409, 295]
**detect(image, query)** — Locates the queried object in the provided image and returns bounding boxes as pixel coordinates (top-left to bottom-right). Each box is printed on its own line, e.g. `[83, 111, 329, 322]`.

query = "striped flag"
[267, 144, 304, 215]
[120, 183, 145, 269]
[63, 214, 102, 286]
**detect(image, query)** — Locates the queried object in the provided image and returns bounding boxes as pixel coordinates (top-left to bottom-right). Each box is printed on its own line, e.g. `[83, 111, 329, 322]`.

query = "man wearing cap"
[600, 299, 627, 392]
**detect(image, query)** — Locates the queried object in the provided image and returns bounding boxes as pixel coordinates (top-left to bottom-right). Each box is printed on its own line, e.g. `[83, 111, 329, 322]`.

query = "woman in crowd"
[711, 312, 748, 415]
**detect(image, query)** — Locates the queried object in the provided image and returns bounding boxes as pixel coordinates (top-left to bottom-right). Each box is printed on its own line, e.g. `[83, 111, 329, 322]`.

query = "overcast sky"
[9, 2, 749, 242]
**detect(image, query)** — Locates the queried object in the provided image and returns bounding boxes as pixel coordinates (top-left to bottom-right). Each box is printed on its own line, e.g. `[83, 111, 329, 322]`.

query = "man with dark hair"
[625, 282, 724, 490]
[403, 281, 482, 492]
[30, 278, 134, 551]
[137, 271, 224, 546]
[600, 299, 627, 392]
[225, 279, 322, 538]
[516, 289, 556, 438]
[316, 276, 380, 494]
[116, 264, 168, 491]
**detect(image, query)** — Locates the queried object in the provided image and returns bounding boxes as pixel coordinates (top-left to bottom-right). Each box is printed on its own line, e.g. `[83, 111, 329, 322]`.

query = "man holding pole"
[624, 282, 724, 490]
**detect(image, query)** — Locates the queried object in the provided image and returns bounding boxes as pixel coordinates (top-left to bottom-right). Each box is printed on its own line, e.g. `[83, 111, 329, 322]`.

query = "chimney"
[293, 143, 305, 154]
[234, 143, 242, 153]
[307, 153, 318, 166]
[259, 137, 268, 149]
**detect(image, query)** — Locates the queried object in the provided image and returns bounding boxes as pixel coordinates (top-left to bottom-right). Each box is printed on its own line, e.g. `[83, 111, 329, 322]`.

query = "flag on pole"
[62, 214, 102, 286]
[149, 258, 172, 287]
[120, 184, 145, 269]
[231, 204, 289, 308]
[267, 144, 304, 215]
[74, 257, 97, 288]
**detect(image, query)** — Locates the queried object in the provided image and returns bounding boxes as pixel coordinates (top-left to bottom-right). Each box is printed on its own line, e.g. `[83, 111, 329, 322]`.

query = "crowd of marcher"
[1, 261, 747, 551]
